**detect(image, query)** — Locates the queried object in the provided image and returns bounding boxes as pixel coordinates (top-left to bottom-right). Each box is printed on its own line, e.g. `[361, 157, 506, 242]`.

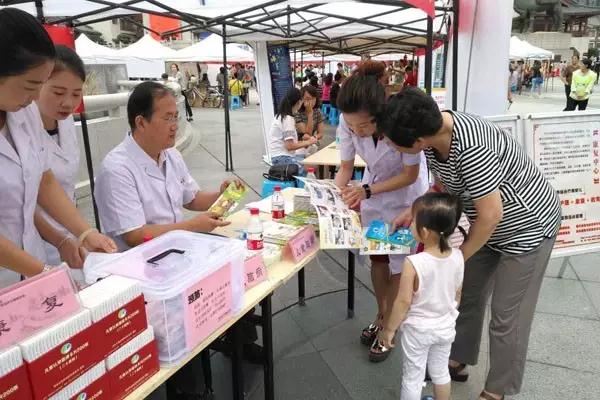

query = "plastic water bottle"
[306, 167, 317, 180]
[271, 185, 285, 220]
[247, 208, 264, 250]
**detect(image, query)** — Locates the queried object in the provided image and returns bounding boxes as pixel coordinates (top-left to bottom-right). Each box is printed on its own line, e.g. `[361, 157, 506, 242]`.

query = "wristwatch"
[362, 184, 372, 199]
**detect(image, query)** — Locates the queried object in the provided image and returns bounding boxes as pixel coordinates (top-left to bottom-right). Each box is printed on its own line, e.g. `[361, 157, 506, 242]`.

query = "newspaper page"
[298, 178, 362, 249]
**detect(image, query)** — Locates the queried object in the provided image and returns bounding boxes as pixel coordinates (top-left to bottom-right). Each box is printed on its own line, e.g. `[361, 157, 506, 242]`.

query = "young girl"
[268, 87, 317, 175]
[34, 45, 86, 285]
[379, 193, 465, 400]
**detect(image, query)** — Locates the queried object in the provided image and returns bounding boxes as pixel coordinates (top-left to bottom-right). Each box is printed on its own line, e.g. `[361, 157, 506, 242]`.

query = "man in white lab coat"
[95, 81, 237, 252]
[95, 81, 246, 399]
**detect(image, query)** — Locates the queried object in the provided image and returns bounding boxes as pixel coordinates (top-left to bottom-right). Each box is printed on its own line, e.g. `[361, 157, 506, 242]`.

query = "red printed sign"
[0, 365, 32, 400]
[68, 373, 111, 400]
[183, 264, 233, 351]
[107, 341, 159, 400]
[93, 296, 148, 360]
[287, 227, 318, 262]
[244, 254, 267, 291]
[26, 323, 102, 400]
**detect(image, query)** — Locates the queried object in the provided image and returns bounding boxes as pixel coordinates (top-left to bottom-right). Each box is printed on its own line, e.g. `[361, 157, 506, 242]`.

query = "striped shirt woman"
[382, 87, 560, 400]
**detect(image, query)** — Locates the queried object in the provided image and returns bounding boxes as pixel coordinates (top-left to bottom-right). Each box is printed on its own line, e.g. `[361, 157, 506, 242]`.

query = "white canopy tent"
[171, 34, 254, 63]
[509, 36, 554, 60]
[75, 34, 118, 57]
[117, 34, 179, 59]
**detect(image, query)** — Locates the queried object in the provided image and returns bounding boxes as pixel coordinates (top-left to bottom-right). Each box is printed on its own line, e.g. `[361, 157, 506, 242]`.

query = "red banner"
[404, 0, 436, 18]
[43, 25, 75, 49]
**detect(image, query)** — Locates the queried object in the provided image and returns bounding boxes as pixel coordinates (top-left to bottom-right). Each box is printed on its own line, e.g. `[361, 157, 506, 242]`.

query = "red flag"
[405, 0, 436, 19]
[43, 24, 75, 49]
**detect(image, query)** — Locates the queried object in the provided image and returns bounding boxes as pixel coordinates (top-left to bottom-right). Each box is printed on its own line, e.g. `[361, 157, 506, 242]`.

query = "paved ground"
[77, 88, 600, 399]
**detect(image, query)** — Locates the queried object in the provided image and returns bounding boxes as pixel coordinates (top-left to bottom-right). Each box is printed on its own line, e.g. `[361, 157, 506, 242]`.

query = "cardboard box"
[48, 362, 111, 400]
[0, 346, 32, 400]
[20, 310, 102, 400]
[106, 327, 159, 400]
[79, 276, 147, 359]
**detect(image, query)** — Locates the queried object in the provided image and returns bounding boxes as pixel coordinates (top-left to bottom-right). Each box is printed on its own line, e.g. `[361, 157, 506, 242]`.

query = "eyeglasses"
[162, 115, 179, 123]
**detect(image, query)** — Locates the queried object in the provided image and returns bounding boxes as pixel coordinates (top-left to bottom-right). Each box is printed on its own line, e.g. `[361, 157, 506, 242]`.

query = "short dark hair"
[412, 193, 464, 253]
[309, 76, 319, 87]
[276, 87, 302, 121]
[582, 58, 592, 68]
[336, 61, 387, 122]
[161, 73, 169, 79]
[382, 86, 443, 148]
[0, 8, 55, 78]
[324, 73, 333, 86]
[294, 76, 303, 84]
[219, 67, 226, 74]
[53, 45, 86, 82]
[127, 81, 175, 131]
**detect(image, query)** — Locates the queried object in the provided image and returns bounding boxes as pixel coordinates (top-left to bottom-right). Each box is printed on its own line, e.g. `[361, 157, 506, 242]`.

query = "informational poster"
[527, 114, 600, 256]
[297, 178, 362, 249]
[266, 43, 293, 113]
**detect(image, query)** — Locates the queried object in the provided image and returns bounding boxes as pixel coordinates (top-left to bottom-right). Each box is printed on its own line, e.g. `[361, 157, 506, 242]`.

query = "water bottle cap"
[250, 208, 259, 215]
[274, 185, 281, 191]
[142, 235, 153, 243]
[307, 167, 315, 173]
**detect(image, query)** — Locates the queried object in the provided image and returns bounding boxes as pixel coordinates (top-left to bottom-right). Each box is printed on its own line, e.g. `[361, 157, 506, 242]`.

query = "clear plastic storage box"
[84, 231, 245, 364]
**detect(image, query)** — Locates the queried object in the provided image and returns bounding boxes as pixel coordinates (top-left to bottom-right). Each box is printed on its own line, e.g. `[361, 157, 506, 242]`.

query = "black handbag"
[263, 164, 299, 182]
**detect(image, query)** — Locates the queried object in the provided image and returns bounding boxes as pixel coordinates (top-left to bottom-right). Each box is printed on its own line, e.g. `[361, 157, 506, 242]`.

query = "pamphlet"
[208, 182, 247, 217]
[360, 220, 414, 255]
[297, 177, 362, 249]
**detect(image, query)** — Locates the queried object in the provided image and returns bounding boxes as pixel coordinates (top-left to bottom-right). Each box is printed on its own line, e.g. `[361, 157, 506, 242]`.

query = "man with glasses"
[95, 81, 238, 251]
[95, 81, 247, 399]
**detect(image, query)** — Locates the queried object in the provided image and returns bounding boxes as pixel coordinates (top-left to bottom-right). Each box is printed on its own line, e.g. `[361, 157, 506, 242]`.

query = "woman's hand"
[220, 179, 245, 194]
[390, 208, 412, 232]
[58, 238, 84, 269]
[302, 134, 312, 141]
[82, 231, 117, 254]
[304, 98, 315, 113]
[341, 185, 366, 209]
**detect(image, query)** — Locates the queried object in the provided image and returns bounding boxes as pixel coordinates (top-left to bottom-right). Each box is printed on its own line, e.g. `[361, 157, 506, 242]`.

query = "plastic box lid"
[84, 231, 245, 302]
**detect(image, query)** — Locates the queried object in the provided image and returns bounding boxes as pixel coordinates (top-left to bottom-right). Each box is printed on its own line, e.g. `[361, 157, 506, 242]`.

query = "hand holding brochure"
[360, 220, 415, 255]
[208, 182, 247, 217]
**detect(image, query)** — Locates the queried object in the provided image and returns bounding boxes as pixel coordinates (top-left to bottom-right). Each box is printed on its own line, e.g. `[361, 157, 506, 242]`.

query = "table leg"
[347, 251, 355, 319]
[200, 349, 213, 395]
[261, 295, 274, 400]
[230, 322, 244, 400]
[298, 268, 306, 306]
[318, 165, 325, 179]
[328, 166, 336, 179]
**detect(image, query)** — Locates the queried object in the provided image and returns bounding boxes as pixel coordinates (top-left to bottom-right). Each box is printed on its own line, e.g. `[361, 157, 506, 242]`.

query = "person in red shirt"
[404, 65, 418, 87]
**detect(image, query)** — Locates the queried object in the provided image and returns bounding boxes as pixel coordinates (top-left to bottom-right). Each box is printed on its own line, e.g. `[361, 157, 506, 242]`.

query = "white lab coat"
[94, 135, 200, 251]
[338, 114, 429, 274]
[38, 116, 80, 265]
[0, 104, 49, 288]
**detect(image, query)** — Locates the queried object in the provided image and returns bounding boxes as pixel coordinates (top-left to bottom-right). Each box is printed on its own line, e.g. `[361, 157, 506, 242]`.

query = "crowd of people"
[0, 5, 568, 400]
[508, 55, 598, 109]
[268, 58, 561, 400]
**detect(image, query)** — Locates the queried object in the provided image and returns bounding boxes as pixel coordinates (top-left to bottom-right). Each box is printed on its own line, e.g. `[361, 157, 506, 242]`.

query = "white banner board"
[524, 111, 600, 258]
[486, 114, 522, 146]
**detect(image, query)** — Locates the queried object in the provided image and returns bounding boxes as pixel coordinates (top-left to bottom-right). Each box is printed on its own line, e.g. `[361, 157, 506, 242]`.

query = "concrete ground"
[77, 88, 600, 399]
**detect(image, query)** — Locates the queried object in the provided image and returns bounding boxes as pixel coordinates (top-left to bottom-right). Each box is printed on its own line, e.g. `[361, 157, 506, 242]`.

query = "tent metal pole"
[80, 113, 101, 231]
[452, 0, 459, 110]
[294, 49, 297, 81]
[300, 51, 304, 81]
[222, 23, 233, 171]
[425, 16, 433, 94]
[34, 0, 44, 22]
[441, 38, 449, 88]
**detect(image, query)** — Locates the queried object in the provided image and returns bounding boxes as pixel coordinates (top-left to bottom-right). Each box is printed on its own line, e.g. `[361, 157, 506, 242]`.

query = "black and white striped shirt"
[426, 111, 561, 254]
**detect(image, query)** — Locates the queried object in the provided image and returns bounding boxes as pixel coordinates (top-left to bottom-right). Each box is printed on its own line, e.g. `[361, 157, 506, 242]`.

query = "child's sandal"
[368, 338, 393, 363]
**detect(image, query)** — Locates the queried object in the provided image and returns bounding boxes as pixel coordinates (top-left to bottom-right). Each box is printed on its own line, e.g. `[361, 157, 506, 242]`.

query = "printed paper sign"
[244, 254, 267, 290]
[288, 227, 319, 262]
[183, 264, 233, 351]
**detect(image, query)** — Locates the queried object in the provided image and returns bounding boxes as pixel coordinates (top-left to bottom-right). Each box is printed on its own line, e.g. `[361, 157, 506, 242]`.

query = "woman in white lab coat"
[0, 8, 116, 288]
[33, 45, 87, 285]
